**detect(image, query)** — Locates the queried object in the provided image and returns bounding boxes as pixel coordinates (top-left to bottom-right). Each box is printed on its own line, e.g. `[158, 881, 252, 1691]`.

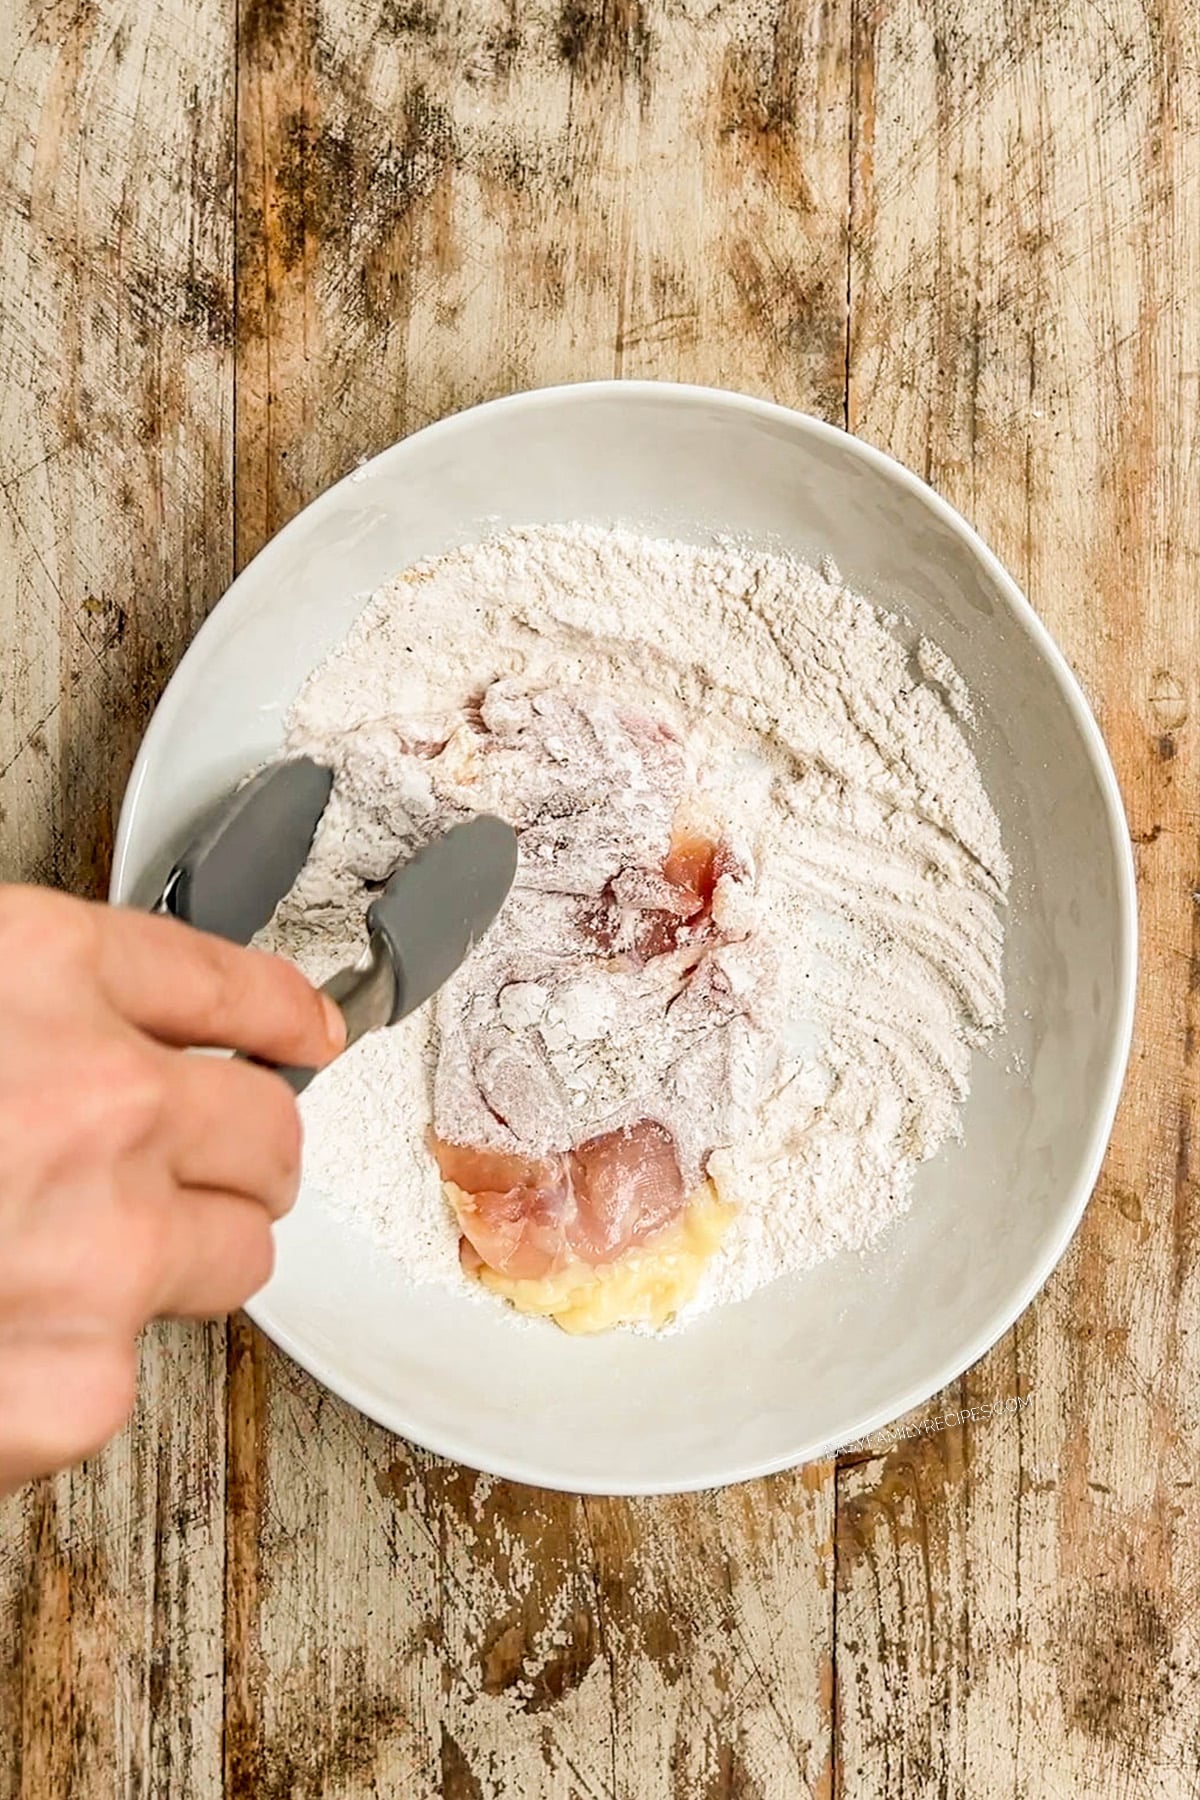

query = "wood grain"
[0, 0, 235, 895]
[0, 0, 234, 1793]
[842, 0, 1200, 1793]
[2, 0, 1199, 1793]
[226, 1346, 836, 1797]
[230, 2, 847, 1794]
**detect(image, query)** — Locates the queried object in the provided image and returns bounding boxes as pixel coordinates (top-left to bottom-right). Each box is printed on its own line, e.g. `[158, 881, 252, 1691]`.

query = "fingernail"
[321, 994, 347, 1056]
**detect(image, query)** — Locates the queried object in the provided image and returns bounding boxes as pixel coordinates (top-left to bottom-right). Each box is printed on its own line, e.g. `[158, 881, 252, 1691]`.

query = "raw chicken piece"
[433, 1119, 687, 1282]
[584, 827, 744, 963]
[466, 683, 687, 899]
[423, 683, 760, 1314]
[662, 831, 722, 908]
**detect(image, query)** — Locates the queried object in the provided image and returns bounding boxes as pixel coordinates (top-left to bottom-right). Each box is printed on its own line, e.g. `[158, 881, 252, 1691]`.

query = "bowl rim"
[112, 378, 1138, 1493]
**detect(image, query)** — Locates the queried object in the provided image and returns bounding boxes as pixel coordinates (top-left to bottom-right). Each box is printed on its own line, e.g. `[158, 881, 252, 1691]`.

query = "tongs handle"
[250, 931, 397, 1096]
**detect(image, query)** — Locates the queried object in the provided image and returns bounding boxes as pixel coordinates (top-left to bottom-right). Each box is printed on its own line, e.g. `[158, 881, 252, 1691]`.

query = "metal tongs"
[153, 757, 517, 1091]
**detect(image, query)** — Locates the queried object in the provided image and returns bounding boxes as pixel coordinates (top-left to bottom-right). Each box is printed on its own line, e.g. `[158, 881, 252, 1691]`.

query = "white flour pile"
[257, 524, 1008, 1327]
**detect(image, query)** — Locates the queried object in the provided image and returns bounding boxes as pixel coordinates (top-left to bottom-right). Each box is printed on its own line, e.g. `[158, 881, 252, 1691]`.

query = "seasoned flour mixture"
[257, 524, 1008, 1326]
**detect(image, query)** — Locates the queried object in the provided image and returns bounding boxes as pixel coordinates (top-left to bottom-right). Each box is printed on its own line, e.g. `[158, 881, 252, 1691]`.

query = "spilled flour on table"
[257, 524, 1008, 1328]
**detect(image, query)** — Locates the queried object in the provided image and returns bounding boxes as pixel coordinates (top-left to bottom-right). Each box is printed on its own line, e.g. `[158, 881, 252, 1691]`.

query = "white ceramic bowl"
[112, 382, 1136, 1494]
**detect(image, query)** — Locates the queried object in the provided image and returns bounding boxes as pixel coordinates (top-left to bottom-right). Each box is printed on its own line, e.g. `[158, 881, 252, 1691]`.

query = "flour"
[257, 524, 1008, 1327]
[916, 636, 976, 726]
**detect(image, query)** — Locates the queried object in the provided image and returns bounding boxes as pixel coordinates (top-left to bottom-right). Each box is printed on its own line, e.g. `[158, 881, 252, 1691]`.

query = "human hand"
[0, 885, 344, 1494]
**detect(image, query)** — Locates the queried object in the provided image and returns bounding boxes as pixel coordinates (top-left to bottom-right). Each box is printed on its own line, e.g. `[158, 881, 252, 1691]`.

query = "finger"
[165, 1052, 304, 1218]
[152, 1188, 277, 1319]
[0, 1329, 136, 1494]
[94, 905, 345, 1066]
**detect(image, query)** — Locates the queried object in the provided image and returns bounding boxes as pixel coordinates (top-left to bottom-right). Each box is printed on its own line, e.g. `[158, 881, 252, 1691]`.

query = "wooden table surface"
[2, 0, 1198, 1793]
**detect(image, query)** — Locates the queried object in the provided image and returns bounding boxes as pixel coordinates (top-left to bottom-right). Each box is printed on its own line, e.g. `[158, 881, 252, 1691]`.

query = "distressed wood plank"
[234, 0, 851, 547]
[228, 1342, 835, 1799]
[840, 0, 1200, 1792]
[3, 0, 1195, 1791]
[1, 1321, 229, 1800]
[0, 0, 235, 895]
[0, 0, 235, 1791]
[230, 2, 848, 1795]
